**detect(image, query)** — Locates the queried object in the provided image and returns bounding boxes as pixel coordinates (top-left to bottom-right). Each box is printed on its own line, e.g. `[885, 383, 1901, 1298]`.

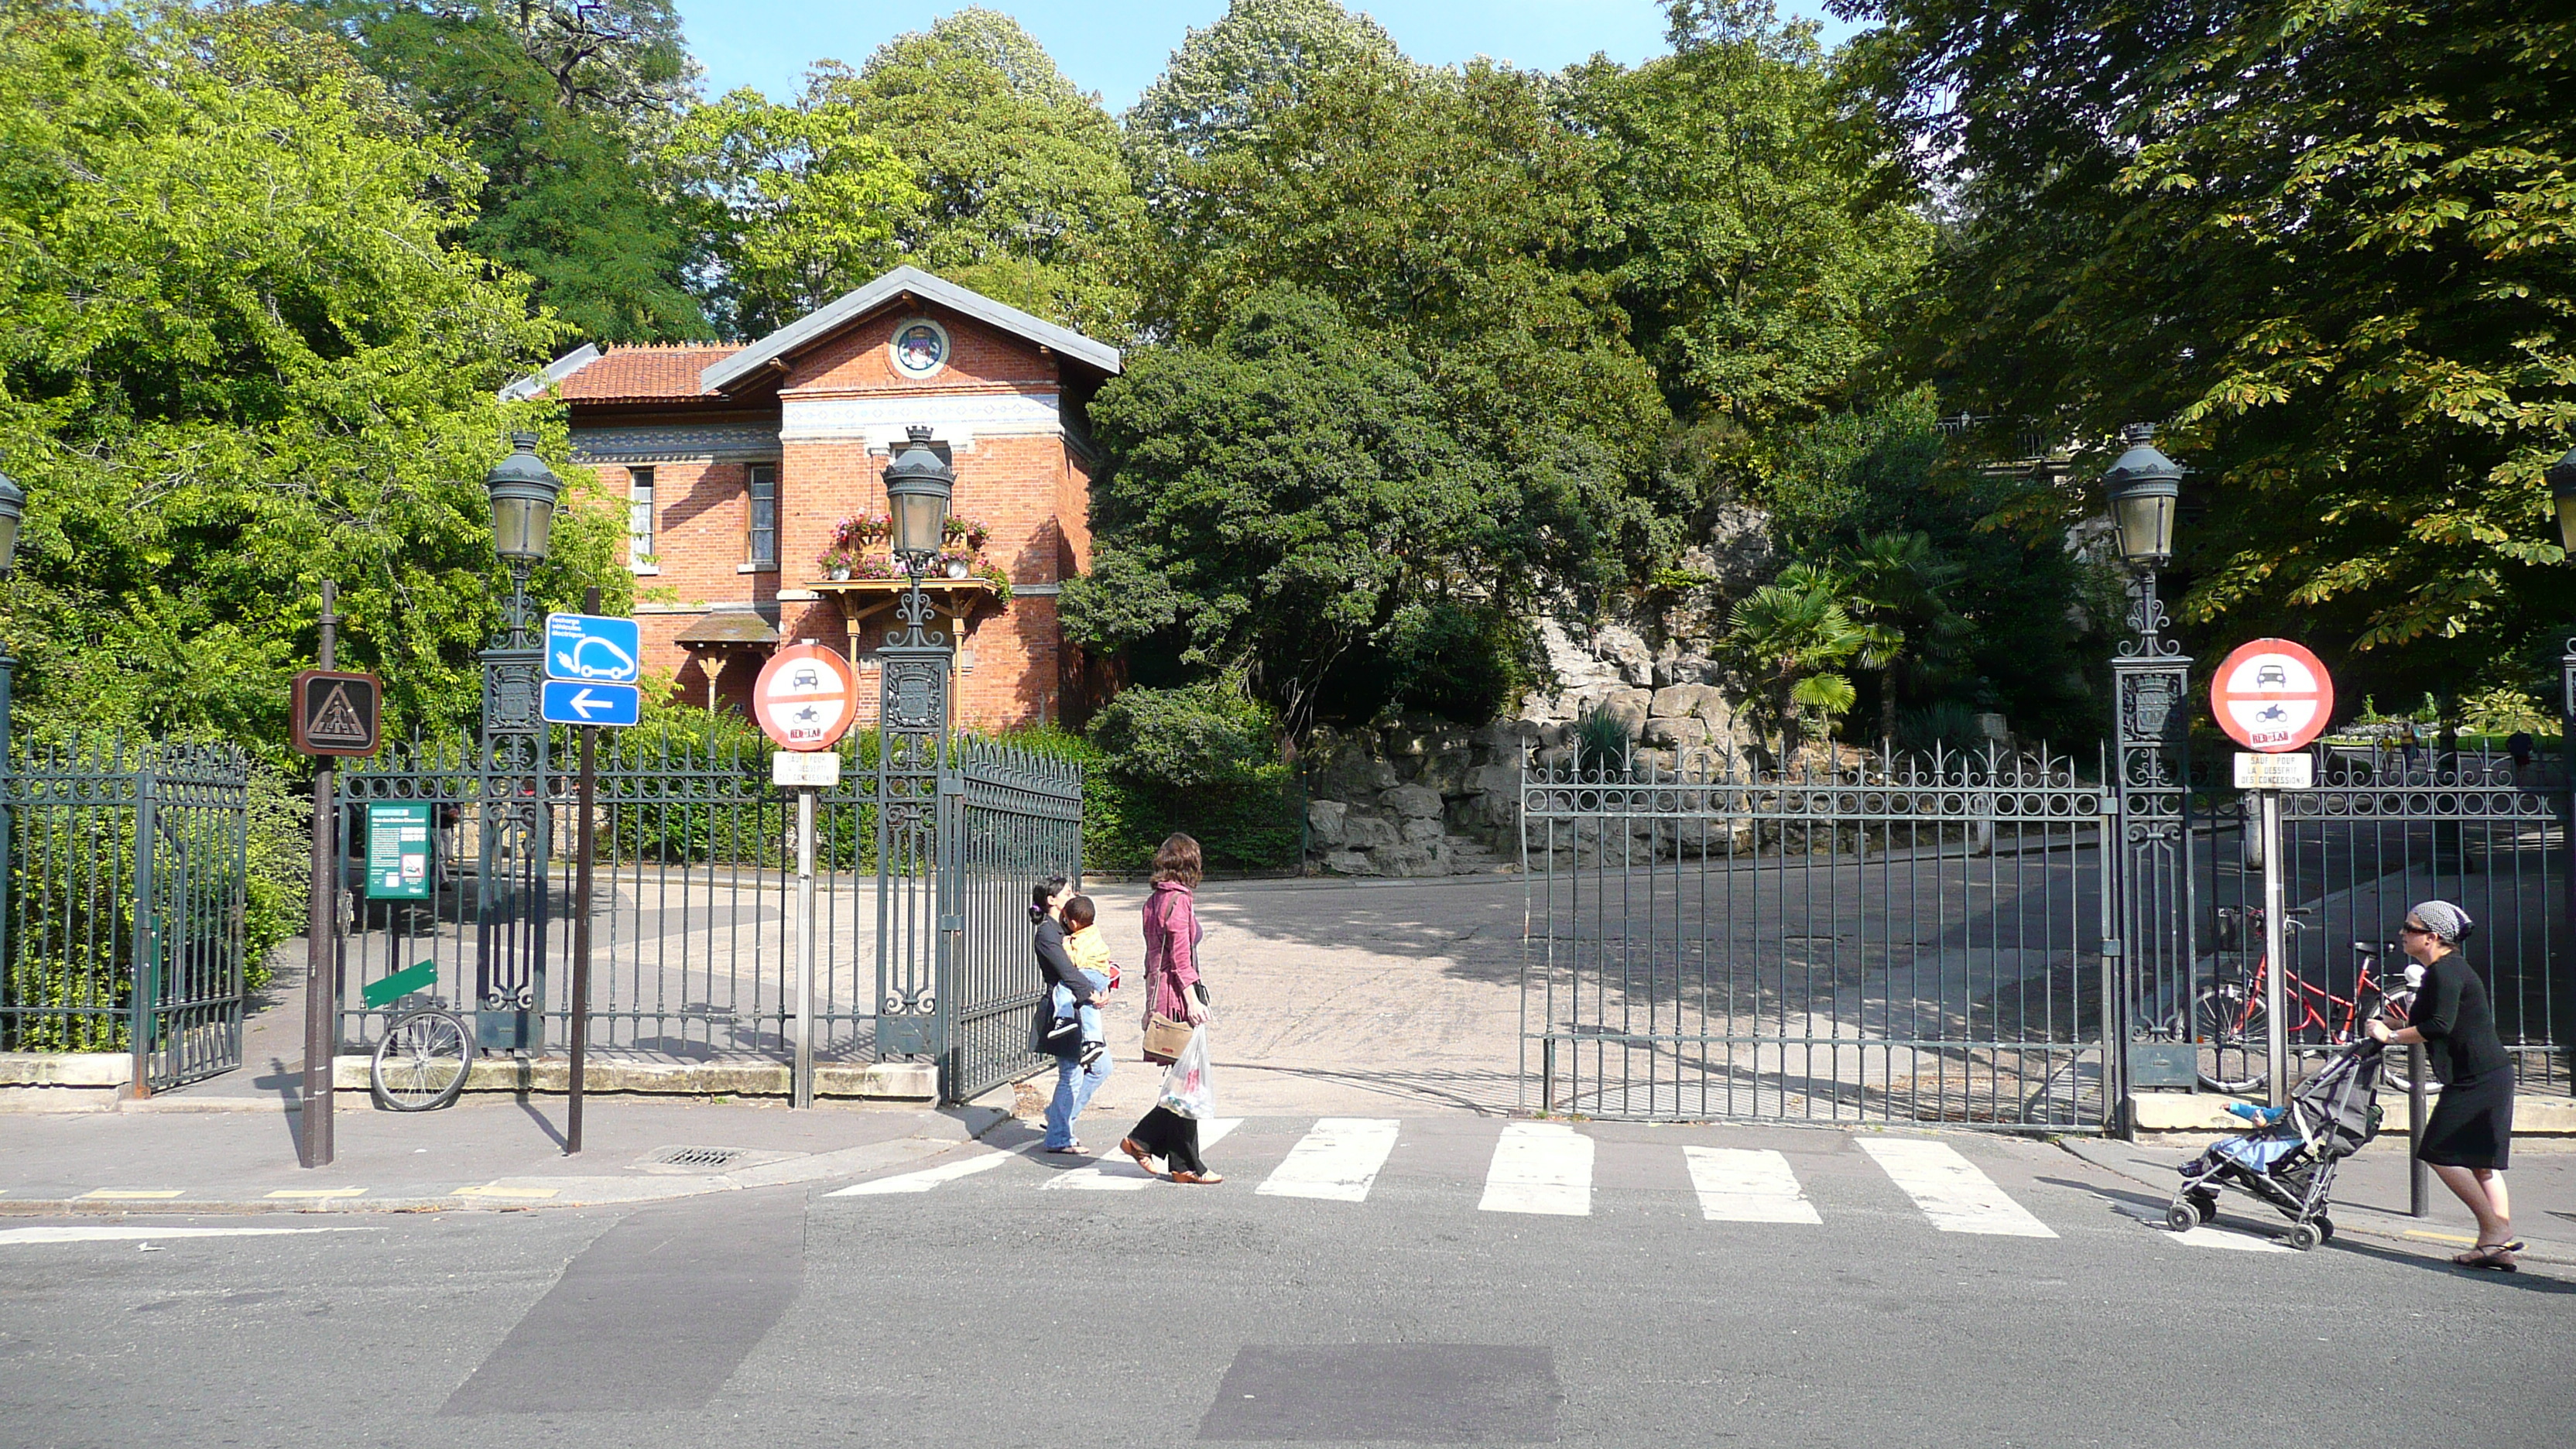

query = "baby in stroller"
[2168, 1036, 2394, 1250]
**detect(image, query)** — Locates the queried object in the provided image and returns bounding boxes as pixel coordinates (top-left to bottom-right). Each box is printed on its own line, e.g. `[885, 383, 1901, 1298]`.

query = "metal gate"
[0, 738, 250, 1091]
[1522, 746, 2112, 1129]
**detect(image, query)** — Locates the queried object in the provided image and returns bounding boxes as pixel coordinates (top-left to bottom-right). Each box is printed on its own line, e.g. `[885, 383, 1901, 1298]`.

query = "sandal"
[1118, 1137, 1158, 1171]
[1171, 1170, 1225, 1185]
[1042, 1142, 1084, 1155]
[2452, 1242, 2519, 1271]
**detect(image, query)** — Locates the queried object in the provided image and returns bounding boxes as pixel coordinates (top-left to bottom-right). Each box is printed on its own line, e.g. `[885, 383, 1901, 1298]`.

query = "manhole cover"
[646, 1146, 746, 1169]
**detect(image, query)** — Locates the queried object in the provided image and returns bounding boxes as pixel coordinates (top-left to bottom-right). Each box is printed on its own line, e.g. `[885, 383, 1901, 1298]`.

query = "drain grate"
[646, 1146, 747, 1169]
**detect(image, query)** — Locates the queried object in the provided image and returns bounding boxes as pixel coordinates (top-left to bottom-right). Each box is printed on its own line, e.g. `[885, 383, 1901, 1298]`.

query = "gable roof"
[548, 344, 738, 403]
[699, 265, 1121, 394]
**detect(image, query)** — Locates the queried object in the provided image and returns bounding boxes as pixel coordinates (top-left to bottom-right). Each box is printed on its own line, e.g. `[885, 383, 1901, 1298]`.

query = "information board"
[365, 801, 433, 899]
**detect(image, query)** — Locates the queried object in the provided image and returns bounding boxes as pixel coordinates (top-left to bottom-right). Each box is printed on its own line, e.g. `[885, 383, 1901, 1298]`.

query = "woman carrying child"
[1120, 834, 1222, 1185]
[1029, 875, 1110, 1154]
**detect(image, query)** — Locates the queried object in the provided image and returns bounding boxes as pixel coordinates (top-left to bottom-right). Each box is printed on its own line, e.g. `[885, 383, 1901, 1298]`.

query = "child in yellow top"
[1048, 894, 1119, 1067]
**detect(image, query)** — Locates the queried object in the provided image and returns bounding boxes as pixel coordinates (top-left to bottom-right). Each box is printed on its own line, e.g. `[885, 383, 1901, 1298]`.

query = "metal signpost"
[754, 642, 862, 1108]
[2212, 637, 2335, 1108]
[543, 598, 639, 1155]
[289, 583, 382, 1167]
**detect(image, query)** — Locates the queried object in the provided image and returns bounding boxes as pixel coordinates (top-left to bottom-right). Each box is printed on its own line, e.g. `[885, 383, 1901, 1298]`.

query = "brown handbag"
[1142, 1011, 1194, 1064]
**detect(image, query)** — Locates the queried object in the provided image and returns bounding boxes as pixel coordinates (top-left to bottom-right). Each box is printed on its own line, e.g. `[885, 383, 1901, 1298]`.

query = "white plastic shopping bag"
[1156, 1026, 1215, 1120]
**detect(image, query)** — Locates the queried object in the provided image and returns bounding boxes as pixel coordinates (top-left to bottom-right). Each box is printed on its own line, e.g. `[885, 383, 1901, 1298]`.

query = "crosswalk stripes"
[1040, 1118, 1243, 1190]
[1683, 1146, 1821, 1224]
[824, 1150, 1015, 1197]
[1856, 1138, 2058, 1238]
[1256, 1118, 1401, 1202]
[1477, 1122, 1593, 1217]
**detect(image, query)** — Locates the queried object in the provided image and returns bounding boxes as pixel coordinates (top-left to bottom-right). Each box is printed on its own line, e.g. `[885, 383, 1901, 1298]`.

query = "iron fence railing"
[0, 736, 250, 1091]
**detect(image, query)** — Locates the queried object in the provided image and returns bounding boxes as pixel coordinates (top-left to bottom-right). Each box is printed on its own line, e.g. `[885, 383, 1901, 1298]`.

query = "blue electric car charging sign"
[545, 613, 642, 684]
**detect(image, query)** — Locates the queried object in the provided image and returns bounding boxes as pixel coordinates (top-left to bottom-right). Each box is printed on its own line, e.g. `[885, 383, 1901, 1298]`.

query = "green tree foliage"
[310, 2, 711, 341]
[1567, 1, 1929, 432]
[1064, 288, 1507, 735]
[0, 1, 619, 749]
[807, 9, 1140, 337]
[1725, 566, 1868, 753]
[1839, 0, 2576, 684]
[1122, 0, 1409, 224]
[661, 83, 928, 337]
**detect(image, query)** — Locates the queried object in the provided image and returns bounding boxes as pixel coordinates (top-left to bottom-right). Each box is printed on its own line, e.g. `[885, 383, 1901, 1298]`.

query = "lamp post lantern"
[474, 432, 561, 1056]
[2105, 422, 2193, 1134]
[873, 425, 957, 1059]
[2547, 444, 2576, 555]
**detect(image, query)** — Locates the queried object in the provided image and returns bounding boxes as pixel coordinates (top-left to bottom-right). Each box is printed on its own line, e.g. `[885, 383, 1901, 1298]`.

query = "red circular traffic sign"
[752, 644, 860, 752]
[2211, 639, 2334, 752]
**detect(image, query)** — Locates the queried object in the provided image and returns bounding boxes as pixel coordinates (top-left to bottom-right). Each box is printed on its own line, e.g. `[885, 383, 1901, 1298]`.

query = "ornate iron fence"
[1521, 746, 2114, 1130]
[0, 737, 250, 1091]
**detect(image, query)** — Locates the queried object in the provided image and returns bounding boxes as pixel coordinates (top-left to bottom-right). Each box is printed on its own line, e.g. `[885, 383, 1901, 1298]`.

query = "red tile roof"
[552, 345, 738, 402]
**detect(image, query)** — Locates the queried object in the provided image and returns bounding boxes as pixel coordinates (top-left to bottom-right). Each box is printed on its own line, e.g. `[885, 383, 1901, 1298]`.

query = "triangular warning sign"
[307, 681, 369, 747]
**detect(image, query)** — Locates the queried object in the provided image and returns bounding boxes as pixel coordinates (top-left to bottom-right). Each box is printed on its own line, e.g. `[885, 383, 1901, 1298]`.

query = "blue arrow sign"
[542, 680, 640, 728]
[545, 612, 642, 684]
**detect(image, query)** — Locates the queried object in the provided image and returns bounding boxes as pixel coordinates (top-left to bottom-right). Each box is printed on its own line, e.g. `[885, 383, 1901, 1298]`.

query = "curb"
[2054, 1137, 2574, 1266]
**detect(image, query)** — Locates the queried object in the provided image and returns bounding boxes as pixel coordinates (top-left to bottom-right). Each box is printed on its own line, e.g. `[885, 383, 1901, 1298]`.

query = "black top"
[2413, 951, 2509, 1085]
[1032, 916, 1101, 1006]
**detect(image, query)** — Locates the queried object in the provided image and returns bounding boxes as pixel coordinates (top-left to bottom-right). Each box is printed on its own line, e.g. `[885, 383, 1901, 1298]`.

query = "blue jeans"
[1050, 969, 1108, 1045]
[1043, 1046, 1111, 1149]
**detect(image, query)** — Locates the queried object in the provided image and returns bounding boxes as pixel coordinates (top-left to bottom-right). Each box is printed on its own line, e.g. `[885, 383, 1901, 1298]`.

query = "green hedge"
[1000, 725, 1302, 873]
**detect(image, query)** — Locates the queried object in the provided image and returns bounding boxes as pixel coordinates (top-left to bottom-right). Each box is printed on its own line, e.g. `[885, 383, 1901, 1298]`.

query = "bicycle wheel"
[372, 1008, 474, 1112]
[2193, 987, 2269, 1094]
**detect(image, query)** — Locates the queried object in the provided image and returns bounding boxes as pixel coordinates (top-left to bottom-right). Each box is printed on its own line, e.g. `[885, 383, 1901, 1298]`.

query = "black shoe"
[1078, 1039, 1106, 1069]
[1045, 1016, 1081, 1045]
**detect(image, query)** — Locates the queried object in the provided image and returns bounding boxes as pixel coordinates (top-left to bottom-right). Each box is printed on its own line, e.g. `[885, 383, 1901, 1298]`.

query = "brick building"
[517, 266, 1120, 730]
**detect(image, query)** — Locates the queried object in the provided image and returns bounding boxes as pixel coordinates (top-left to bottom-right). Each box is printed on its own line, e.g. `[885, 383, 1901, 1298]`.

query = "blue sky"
[673, 2, 1858, 109]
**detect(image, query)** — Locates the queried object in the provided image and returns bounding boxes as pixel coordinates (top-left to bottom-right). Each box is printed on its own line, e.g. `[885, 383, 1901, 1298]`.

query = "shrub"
[1086, 680, 1276, 789]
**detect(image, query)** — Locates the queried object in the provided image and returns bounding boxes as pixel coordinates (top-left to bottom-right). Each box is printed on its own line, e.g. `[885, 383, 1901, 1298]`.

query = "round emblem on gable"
[889, 318, 949, 379]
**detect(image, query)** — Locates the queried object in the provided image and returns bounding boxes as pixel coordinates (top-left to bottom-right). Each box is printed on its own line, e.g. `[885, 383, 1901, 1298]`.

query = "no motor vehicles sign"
[2211, 639, 2334, 752]
[754, 643, 860, 752]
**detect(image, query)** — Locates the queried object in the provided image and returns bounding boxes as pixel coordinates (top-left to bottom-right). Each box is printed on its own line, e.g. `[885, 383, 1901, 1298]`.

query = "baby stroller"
[2167, 1037, 2391, 1250]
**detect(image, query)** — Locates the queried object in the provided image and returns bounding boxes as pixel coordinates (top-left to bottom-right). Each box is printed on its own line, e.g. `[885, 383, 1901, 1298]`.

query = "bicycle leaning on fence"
[2181, 906, 2418, 1094]
[362, 958, 474, 1112]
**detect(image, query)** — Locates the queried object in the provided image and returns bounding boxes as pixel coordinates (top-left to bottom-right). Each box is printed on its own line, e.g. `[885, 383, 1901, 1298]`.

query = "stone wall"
[1300, 718, 1528, 877]
[1516, 617, 1762, 776]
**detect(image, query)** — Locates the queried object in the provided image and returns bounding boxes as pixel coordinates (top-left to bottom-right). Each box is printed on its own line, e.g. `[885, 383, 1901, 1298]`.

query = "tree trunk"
[1879, 666, 1899, 747]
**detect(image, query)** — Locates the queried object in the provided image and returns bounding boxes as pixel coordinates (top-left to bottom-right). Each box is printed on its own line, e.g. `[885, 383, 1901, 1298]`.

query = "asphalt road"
[6, 1120, 2571, 1448]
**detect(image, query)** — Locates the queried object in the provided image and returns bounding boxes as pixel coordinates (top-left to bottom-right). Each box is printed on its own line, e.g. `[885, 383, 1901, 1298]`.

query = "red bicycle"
[2193, 906, 2416, 1093]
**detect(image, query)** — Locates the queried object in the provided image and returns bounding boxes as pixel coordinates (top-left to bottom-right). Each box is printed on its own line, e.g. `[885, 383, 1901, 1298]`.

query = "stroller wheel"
[2313, 1215, 2334, 1243]
[2287, 1221, 2322, 1252]
[2164, 1201, 2199, 1234]
[2192, 1194, 2219, 1225]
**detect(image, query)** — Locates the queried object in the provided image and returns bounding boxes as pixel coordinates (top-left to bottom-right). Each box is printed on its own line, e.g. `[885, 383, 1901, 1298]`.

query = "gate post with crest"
[476, 436, 557, 1053]
[2105, 426, 2194, 1129]
[874, 426, 955, 1064]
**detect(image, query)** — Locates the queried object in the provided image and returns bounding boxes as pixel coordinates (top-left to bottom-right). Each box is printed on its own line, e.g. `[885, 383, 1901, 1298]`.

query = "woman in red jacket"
[1120, 833, 1220, 1184]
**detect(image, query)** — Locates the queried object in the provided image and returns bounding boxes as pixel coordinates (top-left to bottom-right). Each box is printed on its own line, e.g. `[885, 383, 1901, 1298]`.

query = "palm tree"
[1726, 569, 1870, 757]
[1838, 531, 1964, 743]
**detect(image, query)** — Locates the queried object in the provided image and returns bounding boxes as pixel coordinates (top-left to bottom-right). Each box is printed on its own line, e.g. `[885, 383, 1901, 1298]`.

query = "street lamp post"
[477, 433, 560, 1054]
[2549, 444, 2576, 1103]
[874, 426, 955, 1059]
[0, 466, 22, 1094]
[2105, 423, 2191, 1134]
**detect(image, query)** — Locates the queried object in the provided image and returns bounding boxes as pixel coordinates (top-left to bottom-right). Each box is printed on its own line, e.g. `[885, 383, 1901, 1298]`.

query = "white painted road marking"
[1042, 1118, 1243, 1190]
[1259, 1118, 1402, 1202]
[826, 1151, 1015, 1197]
[1, 1225, 379, 1245]
[80, 1190, 183, 1201]
[1478, 1122, 1593, 1217]
[2170, 1225, 2293, 1253]
[1857, 1139, 2057, 1238]
[1684, 1146, 1822, 1223]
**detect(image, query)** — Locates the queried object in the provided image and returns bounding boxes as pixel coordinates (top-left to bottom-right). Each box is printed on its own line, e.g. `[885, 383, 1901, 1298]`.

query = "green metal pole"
[300, 583, 337, 1166]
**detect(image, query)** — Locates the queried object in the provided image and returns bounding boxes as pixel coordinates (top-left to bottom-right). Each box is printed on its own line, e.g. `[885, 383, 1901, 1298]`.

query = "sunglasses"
[2399, 922, 2430, 935]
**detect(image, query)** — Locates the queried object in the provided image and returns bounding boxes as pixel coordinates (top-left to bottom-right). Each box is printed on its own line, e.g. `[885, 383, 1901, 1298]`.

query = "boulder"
[1466, 763, 1523, 797]
[1651, 683, 1725, 719]
[1305, 800, 1349, 848]
[1598, 687, 1651, 738]
[1643, 717, 1709, 748]
[1414, 752, 1470, 796]
[1323, 849, 1377, 876]
[1596, 623, 1656, 687]
[1381, 783, 1445, 819]
[1400, 817, 1445, 843]
[1341, 814, 1401, 850]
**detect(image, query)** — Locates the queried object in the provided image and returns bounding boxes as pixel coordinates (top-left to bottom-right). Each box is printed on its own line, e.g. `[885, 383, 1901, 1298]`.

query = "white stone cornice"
[779, 391, 1063, 450]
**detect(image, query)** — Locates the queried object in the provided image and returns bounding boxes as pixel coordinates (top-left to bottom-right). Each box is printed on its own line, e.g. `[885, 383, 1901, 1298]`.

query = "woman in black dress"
[2367, 900, 2519, 1269]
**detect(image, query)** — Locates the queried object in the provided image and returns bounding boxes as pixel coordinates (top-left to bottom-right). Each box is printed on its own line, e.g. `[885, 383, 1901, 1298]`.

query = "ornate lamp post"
[2105, 423, 2192, 1129]
[2548, 446, 2576, 735]
[476, 433, 560, 1052]
[874, 426, 955, 1057]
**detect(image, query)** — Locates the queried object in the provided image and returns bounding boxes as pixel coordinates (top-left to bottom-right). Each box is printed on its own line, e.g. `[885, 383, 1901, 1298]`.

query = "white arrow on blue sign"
[545, 612, 642, 684]
[542, 680, 640, 728]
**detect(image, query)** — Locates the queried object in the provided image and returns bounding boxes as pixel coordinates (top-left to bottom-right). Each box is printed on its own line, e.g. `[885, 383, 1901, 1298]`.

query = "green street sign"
[365, 801, 433, 899]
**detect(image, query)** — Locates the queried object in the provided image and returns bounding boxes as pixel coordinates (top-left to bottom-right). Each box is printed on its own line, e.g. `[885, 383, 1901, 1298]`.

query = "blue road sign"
[541, 680, 640, 728]
[545, 612, 642, 684]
